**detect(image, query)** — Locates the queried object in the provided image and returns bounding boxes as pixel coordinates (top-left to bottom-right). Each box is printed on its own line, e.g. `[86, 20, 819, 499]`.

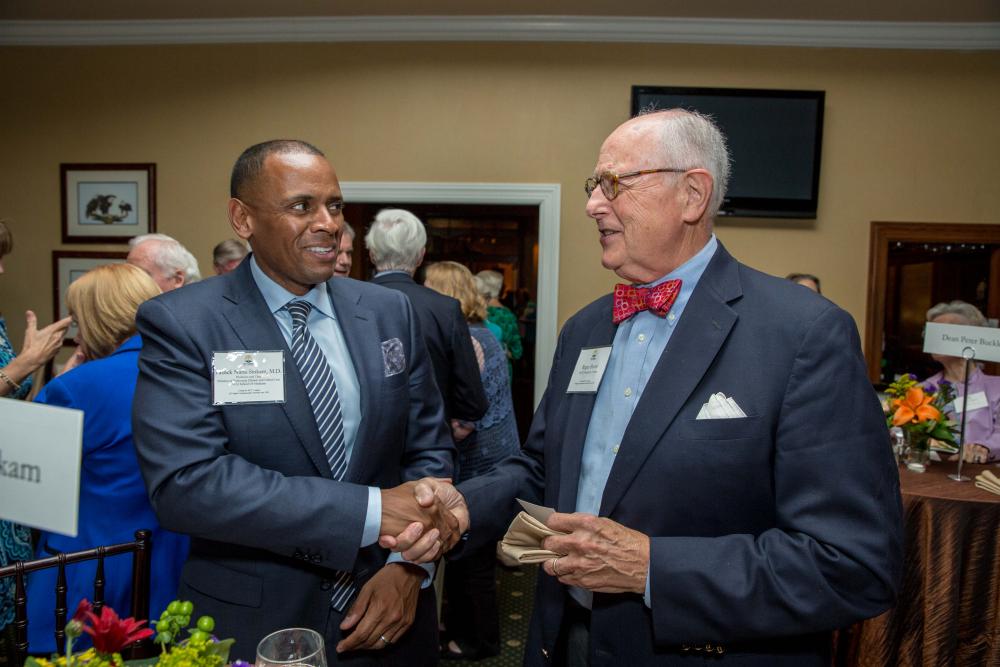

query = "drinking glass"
[256, 628, 327, 667]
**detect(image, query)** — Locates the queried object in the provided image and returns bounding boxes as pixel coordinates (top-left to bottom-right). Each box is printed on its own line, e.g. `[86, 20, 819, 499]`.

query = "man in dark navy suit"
[133, 140, 460, 665]
[366, 208, 488, 439]
[398, 111, 903, 665]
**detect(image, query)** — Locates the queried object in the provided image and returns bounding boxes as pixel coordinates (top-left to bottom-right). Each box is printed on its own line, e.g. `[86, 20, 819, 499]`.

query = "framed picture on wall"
[52, 251, 129, 345]
[61, 163, 156, 243]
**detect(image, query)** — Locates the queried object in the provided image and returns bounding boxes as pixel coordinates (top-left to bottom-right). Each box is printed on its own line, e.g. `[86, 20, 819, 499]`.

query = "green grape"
[158, 631, 173, 644]
[167, 601, 183, 615]
[189, 629, 210, 643]
[196, 616, 215, 633]
[179, 601, 194, 616]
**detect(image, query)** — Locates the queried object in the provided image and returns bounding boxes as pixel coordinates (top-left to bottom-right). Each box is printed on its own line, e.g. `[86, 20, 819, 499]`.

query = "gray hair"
[475, 270, 504, 300]
[129, 233, 201, 284]
[640, 109, 732, 219]
[364, 209, 426, 272]
[341, 221, 356, 240]
[926, 300, 987, 327]
[212, 238, 248, 266]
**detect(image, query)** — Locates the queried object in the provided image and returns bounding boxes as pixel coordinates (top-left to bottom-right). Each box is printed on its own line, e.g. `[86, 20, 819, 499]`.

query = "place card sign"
[0, 398, 83, 536]
[923, 322, 1000, 363]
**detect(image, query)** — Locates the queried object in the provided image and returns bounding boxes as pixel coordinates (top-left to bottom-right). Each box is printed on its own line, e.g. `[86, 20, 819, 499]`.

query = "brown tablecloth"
[840, 463, 1000, 666]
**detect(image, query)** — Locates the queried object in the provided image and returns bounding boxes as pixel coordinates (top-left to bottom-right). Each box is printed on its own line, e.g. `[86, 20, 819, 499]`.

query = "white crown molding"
[1, 15, 998, 50]
[340, 181, 560, 407]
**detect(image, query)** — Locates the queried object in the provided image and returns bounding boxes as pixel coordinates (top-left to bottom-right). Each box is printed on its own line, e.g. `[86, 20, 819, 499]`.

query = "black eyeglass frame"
[584, 168, 688, 200]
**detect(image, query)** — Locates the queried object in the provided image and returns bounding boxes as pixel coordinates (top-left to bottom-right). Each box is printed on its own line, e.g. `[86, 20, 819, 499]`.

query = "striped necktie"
[287, 299, 355, 611]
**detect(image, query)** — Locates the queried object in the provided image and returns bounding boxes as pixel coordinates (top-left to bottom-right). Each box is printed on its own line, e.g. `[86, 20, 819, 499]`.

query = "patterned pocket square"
[381, 337, 405, 377]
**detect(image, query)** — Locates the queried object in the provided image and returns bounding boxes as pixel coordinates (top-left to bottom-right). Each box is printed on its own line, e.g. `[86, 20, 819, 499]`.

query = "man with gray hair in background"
[366, 209, 487, 438]
[212, 238, 248, 275]
[333, 221, 356, 278]
[127, 233, 201, 292]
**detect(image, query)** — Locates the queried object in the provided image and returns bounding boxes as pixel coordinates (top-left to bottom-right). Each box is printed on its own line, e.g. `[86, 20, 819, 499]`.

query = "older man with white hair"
[396, 110, 903, 665]
[366, 209, 487, 435]
[127, 233, 201, 292]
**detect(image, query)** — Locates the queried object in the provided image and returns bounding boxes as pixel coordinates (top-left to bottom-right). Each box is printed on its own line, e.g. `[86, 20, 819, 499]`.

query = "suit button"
[320, 580, 333, 591]
[311, 555, 322, 564]
[293, 549, 304, 559]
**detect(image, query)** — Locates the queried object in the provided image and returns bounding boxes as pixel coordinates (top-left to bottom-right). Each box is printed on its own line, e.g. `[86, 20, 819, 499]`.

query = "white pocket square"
[696, 392, 748, 420]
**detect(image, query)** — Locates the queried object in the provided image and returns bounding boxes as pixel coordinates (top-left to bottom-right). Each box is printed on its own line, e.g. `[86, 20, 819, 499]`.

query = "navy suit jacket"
[371, 272, 488, 424]
[132, 260, 454, 662]
[459, 243, 903, 666]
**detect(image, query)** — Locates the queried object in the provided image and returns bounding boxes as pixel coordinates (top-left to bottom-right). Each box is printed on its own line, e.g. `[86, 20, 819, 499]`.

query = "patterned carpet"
[447, 564, 537, 666]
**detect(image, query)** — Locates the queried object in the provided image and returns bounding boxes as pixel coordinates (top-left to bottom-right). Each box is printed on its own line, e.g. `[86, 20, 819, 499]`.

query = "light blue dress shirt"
[250, 257, 380, 547]
[571, 235, 718, 609]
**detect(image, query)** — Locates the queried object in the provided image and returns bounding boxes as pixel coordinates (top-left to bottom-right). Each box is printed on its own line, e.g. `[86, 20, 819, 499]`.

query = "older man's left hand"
[541, 512, 649, 594]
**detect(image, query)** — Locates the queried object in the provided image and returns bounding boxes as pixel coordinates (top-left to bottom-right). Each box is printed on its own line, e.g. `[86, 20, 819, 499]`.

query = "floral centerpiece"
[26, 599, 242, 667]
[885, 374, 959, 455]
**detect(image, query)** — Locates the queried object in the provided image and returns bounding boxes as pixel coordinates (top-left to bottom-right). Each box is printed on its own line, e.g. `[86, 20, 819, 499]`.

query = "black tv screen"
[631, 86, 825, 219]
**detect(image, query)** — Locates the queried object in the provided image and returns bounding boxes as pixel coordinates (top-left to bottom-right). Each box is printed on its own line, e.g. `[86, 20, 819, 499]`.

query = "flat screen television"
[630, 86, 825, 219]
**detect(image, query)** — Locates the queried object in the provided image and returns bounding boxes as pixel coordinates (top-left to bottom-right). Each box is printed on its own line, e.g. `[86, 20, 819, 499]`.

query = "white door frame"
[340, 181, 560, 406]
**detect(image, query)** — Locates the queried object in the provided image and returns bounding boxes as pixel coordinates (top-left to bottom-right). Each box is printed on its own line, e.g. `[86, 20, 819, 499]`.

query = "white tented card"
[952, 391, 989, 414]
[923, 322, 1000, 363]
[212, 350, 286, 405]
[566, 346, 612, 394]
[0, 398, 82, 537]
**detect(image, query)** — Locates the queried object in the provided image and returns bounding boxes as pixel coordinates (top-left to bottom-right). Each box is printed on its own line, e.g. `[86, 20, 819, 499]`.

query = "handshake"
[378, 478, 468, 563]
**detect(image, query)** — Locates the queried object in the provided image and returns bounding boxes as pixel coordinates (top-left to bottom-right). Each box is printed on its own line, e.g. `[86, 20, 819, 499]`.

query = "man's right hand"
[380, 480, 460, 563]
[380, 478, 469, 562]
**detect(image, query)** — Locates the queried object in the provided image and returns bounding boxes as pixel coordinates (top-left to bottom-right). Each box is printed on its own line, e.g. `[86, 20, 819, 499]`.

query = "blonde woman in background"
[425, 261, 519, 661]
[27, 264, 190, 652]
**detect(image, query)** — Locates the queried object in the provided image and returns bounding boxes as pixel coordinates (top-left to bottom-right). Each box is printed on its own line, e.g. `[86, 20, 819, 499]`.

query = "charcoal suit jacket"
[371, 272, 488, 424]
[132, 258, 453, 664]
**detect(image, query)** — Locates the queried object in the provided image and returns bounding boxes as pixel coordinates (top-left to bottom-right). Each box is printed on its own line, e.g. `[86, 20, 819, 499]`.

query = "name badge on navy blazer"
[212, 350, 286, 405]
[566, 346, 612, 394]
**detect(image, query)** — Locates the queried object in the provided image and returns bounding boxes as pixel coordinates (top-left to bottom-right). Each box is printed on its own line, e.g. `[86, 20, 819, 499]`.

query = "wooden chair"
[0, 529, 153, 664]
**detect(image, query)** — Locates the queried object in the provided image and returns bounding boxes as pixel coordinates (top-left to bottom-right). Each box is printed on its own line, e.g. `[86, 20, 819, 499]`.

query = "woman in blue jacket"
[28, 263, 189, 651]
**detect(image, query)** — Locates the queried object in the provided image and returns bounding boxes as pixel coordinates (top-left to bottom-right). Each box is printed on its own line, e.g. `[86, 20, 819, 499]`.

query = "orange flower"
[891, 386, 941, 426]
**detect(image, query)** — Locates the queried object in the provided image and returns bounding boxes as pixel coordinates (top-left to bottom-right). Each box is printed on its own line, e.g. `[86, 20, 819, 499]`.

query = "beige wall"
[1, 41, 998, 356]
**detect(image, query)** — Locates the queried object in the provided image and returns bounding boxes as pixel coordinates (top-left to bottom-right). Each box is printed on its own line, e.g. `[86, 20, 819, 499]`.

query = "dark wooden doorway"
[865, 222, 1000, 386]
[342, 202, 539, 442]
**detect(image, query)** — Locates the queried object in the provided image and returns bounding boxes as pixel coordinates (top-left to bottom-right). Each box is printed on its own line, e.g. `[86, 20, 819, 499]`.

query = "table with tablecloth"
[838, 463, 1000, 666]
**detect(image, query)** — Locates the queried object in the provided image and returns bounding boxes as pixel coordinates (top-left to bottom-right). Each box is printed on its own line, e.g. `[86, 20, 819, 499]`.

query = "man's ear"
[170, 269, 185, 289]
[229, 198, 253, 241]
[681, 170, 714, 224]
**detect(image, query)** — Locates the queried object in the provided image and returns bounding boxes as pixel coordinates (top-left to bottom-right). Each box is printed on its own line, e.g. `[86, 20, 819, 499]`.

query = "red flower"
[80, 603, 153, 655]
[72, 599, 92, 623]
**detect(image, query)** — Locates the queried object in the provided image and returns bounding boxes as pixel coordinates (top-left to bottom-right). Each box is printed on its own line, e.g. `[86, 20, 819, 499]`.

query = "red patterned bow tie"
[612, 279, 682, 324]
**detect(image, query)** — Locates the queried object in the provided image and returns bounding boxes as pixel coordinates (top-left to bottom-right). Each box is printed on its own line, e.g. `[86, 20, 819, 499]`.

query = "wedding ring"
[551, 557, 562, 577]
[379, 634, 391, 647]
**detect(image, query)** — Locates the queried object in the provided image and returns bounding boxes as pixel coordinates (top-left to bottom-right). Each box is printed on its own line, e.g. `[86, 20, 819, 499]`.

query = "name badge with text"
[566, 346, 612, 394]
[212, 350, 285, 405]
[952, 391, 989, 414]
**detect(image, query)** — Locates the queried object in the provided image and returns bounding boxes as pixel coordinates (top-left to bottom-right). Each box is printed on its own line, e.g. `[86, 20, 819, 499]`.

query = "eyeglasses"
[584, 168, 688, 201]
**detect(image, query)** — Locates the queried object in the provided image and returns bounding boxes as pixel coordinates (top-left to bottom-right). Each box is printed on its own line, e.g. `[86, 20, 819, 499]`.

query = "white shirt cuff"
[361, 486, 381, 547]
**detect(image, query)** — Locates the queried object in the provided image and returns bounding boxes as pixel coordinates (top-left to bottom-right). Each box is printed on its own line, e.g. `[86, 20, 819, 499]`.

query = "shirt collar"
[642, 234, 718, 289]
[249, 254, 336, 320]
[374, 269, 413, 279]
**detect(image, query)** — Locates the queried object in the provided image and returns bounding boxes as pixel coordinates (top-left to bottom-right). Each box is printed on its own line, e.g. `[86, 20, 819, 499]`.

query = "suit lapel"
[326, 279, 381, 484]
[220, 262, 334, 480]
[556, 303, 617, 513]
[599, 245, 743, 516]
